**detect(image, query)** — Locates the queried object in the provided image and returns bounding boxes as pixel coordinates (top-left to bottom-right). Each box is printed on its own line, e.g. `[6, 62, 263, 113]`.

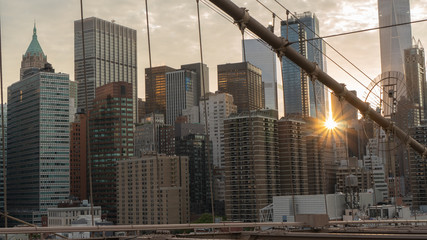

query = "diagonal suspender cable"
[79, 0, 95, 226]
[0, 17, 7, 230]
[196, 0, 216, 222]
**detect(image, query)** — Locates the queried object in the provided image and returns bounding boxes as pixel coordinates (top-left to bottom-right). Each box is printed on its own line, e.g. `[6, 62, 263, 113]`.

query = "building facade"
[175, 134, 212, 219]
[404, 43, 427, 122]
[48, 203, 101, 227]
[410, 125, 427, 209]
[243, 39, 284, 118]
[74, 17, 137, 122]
[89, 82, 134, 222]
[278, 117, 308, 196]
[378, 0, 412, 75]
[181, 63, 209, 105]
[199, 92, 237, 168]
[223, 110, 279, 222]
[166, 70, 196, 125]
[145, 66, 176, 116]
[281, 12, 326, 118]
[0, 104, 6, 227]
[8, 66, 70, 225]
[70, 112, 87, 201]
[117, 154, 189, 225]
[218, 62, 264, 113]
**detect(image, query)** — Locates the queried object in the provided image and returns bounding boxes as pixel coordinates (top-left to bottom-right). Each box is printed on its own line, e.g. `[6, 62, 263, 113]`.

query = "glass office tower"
[75, 17, 137, 123]
[281, 12, 326, 118]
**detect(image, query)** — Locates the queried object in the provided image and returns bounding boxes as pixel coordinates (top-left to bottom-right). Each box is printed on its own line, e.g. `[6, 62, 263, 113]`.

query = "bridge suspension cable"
[196, 0, 216, 222]
[79, 0, 95, 226]
[206, 0, 427, 158]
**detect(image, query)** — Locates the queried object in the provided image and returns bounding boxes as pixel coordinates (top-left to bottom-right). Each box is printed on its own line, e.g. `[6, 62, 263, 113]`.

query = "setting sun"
[324, 117, 338, 130]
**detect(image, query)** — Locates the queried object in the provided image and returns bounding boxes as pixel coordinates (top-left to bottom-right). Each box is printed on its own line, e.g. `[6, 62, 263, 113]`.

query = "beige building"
[224, 109, 279, 222]
[278, 117, 308, 196]
[117, 154, 190, 225]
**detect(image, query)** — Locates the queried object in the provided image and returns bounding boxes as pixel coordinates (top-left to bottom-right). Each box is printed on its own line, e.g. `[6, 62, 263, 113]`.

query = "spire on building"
[24, 22, 46, 58]
[20, 23, 48, 79]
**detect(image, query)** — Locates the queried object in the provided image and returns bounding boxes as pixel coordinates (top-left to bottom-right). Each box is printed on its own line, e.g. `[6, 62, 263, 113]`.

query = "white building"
[199, 92, 237, 167]
[48, 205, 101, 226]
[261, 193, 374, 222]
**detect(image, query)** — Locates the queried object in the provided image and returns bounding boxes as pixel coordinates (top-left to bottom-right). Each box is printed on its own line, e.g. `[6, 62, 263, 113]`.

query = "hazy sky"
[0, 0, 426, 103]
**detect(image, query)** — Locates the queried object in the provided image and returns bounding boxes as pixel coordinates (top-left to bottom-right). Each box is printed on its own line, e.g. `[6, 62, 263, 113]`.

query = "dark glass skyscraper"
[89, 82, 134, 222]
[8, 67, 70, 225]
[378, 0, 412, 75]
[218, 62, 264, 113]
[281, 12, 326, 118]
[75, 17, 137, 123]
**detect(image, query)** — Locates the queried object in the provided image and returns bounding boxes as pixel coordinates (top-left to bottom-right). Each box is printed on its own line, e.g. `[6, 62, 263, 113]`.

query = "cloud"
[0, 0, 425, 102]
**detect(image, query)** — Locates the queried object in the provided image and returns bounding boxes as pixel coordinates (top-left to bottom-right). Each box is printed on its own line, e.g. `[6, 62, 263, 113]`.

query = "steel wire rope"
[200, 0, 271, 50]
[79, 0, 95, 227]
[312, 77, 329, 216]
[196, 0, 216, 222]
[144, 0, 163, 227]
[294, 18, 427, 43]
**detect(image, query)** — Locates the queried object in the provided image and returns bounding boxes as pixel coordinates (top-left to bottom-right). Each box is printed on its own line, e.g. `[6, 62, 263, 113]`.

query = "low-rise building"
[47, 201, 101, 226]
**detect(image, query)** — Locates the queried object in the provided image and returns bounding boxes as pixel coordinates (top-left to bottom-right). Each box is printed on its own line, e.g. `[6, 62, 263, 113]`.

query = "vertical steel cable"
[144, 0, 157, 155]
[0, 18, 7, 230]
[196, 0, 215, 222]
[79, 0, 94, 226]
[312, 77, 328, 216]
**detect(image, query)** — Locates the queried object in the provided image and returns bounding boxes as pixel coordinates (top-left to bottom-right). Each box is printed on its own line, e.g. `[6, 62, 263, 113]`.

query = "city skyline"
[0, 0, 426, 104]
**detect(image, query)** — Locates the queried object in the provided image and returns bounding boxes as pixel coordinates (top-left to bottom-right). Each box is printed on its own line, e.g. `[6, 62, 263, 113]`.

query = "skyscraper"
[181, 63, 209, 105]
[145, 66, 176, 117]
[74, 17, 137, 122]
[20, 24, 47, 79]
[218, 62, 264, 113]
[404, 43, 427, 122]
[199, 92, 237, 168]
[378, 0, 412, 74]
[165, 70, 196, 125]
[278, 117, 308, 196]
[89, 82, 134, 222]
[175, 134, 212, 218]
[223, 109, 279, 222]
[243, 39, 284, 117]
[0, 104, 6, 227]
[8, 65, 70, 225]
[281, 12, 326, 118]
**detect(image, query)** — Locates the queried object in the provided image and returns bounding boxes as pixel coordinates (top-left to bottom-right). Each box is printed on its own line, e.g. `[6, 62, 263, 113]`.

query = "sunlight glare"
[325, 117, 338, 130]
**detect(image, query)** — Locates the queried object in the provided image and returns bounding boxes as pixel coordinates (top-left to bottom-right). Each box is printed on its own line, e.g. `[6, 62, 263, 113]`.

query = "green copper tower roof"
[24, 23, 46, 57]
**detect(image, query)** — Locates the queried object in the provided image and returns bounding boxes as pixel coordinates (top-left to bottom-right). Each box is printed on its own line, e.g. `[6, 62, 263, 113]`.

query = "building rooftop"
[24, 24, 46, 57]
